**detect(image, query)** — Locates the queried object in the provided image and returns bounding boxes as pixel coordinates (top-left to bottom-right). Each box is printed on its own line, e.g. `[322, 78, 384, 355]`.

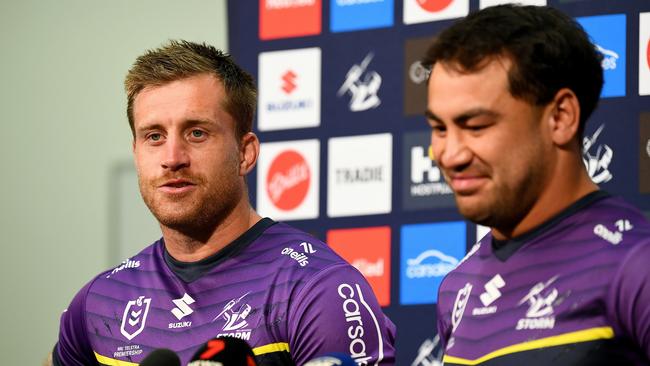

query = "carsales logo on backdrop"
[640, 13, 650, 96]
[403, 0, 469, 25]
[327, 226, 391, 306]
[259, 0, 321, 40]
[479, 0, 546, 9]
[577, 14, 626, 98]
[257, 139, 319, 220]
[400, 221, 466, 305]
[258, 48, 321, 131]
[327, 133, 392, 217]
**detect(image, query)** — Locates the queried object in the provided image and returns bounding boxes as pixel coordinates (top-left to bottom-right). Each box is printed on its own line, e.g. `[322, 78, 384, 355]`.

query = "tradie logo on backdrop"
[338, 52, 382, 112]
[258, 48, 321, 131]
[327, 226, 391, 306]
[577, 14, 626, 98]
[259, 0, 321, 40]
[328, 133, 392, 217]
[582, 124, 614, 185]
[257, 139, 319, 221]
[403, 0, 469, 25]
[479, 0, 546, 9]
[639, 13, 650, 96]
[330, 0, 393, 33]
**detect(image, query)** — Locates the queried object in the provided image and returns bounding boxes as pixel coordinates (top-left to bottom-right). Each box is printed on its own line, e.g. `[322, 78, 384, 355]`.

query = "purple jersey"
[55, 218, 396, 366]
[437, 192, 650, 365]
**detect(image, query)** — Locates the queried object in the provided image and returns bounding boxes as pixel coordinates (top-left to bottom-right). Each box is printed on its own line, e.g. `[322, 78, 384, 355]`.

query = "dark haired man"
[50, 40, 396, 366]
[424, 5, 650, 365]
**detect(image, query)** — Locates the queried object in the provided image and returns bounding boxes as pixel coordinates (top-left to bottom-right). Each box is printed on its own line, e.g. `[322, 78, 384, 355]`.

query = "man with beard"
[424, 4, 650, 365]
[50, 40, 396, 366]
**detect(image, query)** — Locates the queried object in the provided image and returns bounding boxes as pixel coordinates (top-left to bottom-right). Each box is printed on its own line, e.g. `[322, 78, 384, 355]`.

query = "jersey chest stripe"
[253, 342, 290, 356]
[94, 351, 138, 366]
[443, 326, 615, 365]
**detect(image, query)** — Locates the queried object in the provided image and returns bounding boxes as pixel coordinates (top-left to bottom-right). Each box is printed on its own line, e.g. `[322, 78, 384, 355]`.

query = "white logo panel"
[640, 13, 650, 96]
[258, 47, 321, 131]
[328, 133, 392, 217]
[403, 0, 469, 25]
[479, 0, 546, 9]
[256, 139, 320, 220]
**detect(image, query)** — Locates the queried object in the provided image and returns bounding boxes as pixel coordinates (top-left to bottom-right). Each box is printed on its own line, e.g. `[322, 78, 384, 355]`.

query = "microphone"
[303, 353, 357, 366]
[188, 336, 257, 366]
[139, 348, 181, 366]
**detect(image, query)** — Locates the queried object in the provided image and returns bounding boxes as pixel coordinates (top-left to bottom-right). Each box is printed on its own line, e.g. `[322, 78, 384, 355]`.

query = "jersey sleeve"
[287, 263, 396, 365]
[608, 239, 650, 360]
[55, 280, 98, 366]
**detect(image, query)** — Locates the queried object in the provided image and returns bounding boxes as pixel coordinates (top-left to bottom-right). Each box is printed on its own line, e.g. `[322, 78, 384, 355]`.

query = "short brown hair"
[125, 40, 257, 139]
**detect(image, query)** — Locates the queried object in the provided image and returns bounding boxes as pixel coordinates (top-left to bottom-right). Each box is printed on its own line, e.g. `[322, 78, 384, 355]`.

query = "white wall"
[0, 1, 227, 363]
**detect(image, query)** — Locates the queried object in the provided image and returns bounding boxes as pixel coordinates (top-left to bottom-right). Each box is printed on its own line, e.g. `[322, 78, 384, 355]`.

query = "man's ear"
[547, 88, 581, 147]
[239, 132, 260, 176]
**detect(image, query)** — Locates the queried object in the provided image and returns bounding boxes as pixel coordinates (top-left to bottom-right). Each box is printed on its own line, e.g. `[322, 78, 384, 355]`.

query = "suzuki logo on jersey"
[472, 274, 504, 316]
[516, 276, 559, 330]
[120, 296, 151, 341]
[338, 53, 382, 112]
[337, 283, 385, 365]
[403, 0, 469, 25]
[582, 124, 614, 184]
[281, 70, 297, 94]
[257, 139, 320, 221]
[452, 283, 472, 333]
[213, 292, 253, 340]
[411, 334, 443, 366]
[168, 293, 194, 329]
[639, 13, 650, 96]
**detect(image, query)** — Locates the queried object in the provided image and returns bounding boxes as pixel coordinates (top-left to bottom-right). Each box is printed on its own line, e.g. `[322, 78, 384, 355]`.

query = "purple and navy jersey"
[437, 192, 650, 365]
[55, 218, 396, 366]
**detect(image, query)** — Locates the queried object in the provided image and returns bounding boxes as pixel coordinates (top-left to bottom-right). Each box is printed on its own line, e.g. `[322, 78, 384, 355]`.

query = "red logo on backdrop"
[266, 150, 310, 211]
[282, 70, 297, 94]
[259, 0, 322, 40]
[416, 0, 453, 12]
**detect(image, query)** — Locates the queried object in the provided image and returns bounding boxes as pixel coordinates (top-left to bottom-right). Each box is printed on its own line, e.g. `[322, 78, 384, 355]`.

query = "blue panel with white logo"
[330, 0, 394, 33]
[577, 14, 626, 98]
[400, 221, 466, 305]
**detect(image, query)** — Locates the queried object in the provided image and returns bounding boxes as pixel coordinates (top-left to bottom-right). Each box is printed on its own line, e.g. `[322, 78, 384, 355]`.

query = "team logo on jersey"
[411, 334, 443, 366]
[337, 283, 385, 365]
[472, 274, 504, 316]
[338, 52, 382, 112]
[516, 276, 559, 330]
[582, 124, 614, 184]
[451, 283, 472, 333]
[120, 296, 151, 340]
[168, 293, 194, 329]
[213, 292, 253, 340]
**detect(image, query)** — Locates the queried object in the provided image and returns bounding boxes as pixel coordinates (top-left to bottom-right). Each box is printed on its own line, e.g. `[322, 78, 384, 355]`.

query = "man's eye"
[191, 130, 204, 138]
[149, 133, 161, 141]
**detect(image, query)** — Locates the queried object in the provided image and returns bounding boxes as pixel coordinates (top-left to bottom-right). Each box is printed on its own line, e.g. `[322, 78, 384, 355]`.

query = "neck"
[160, 200, 262, 262]
[492, 152, 598, 240]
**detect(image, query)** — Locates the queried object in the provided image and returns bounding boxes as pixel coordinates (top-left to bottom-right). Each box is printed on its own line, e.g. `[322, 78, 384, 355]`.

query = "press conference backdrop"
[227, 0, 650, 364]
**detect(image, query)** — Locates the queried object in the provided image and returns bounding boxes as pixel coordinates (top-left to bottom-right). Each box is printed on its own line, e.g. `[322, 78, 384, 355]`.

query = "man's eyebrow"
[424, 108, 499, 124]
[424, 109, 442, 122]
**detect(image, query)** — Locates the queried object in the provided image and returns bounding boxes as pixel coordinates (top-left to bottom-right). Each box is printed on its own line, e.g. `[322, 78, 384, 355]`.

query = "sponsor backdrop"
[228, 0, 650, 364]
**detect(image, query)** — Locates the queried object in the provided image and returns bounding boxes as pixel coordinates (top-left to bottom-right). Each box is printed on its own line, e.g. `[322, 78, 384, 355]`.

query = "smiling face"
[427, 58, 554, 230]
[132, 73, 245, 232]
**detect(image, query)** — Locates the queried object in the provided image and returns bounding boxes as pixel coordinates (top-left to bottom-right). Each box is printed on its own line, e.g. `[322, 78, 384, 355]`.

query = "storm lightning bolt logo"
[282, 70, 297, 94]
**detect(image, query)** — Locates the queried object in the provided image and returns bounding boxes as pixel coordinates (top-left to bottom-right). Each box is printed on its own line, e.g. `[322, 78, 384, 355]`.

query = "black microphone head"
[140, 348, 181, 366]
[188, 336, 257, 366]
[303, 353, 357, 366]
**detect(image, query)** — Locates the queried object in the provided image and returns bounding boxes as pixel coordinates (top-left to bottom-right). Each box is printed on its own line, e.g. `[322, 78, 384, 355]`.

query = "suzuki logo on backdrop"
[582, 124, 614, 184]
[640, 12, 650, 96]
[328, 133, 392, 217]
[403, 0, 469, 25]
[257, 139, 319, 221]
[328, 226, 392, 306]
[259, 0, 321, 40]
[402, 131, 455, 211]
[400, 221, 466, 305]
[258, 48, 321, 131]
[120, 296, 151, 341]
[338, 53, 382, 112]
[577, 14, 626, 98]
